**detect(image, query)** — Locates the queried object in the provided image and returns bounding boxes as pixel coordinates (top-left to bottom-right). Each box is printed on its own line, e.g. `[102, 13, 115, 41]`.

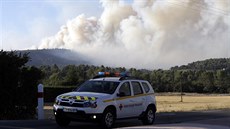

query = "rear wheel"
[101, 109, 115, 129]
[55, 114, 71, 126]
[142, 107, 155, 125]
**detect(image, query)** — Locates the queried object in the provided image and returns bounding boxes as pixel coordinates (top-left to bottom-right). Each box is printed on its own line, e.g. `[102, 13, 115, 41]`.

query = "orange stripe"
[103, 93, 154, 103]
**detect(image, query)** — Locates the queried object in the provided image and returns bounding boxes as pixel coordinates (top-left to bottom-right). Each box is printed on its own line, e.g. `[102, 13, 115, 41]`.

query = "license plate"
[63, 108, 77, 113]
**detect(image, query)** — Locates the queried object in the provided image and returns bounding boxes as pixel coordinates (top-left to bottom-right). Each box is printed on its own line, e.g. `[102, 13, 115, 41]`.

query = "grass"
[156, 94, 230, 112]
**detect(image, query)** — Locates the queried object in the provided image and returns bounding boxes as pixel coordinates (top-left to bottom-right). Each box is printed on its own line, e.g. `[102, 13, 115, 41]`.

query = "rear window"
[142, 82, 150, 93]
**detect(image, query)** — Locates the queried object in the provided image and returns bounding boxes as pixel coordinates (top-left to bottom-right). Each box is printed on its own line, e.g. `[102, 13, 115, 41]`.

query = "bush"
[227, 88, 230, 93]
[44, 86, 76, 102]
[0, 51, 42, 119]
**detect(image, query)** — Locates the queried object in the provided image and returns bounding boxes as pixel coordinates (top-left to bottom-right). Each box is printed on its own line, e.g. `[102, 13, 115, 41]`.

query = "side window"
[142, 82, 150, 93]
[119, 82, 131, 96]
[131, 81, 143, 95]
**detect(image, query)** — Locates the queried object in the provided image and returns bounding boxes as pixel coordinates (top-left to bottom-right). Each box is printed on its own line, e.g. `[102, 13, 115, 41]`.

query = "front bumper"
[53, 105, 103, 122]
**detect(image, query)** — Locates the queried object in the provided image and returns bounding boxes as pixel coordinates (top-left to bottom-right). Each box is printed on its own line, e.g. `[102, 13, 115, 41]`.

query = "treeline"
[40, 60, 230, 93]
[171, 58, 230, 71]
[40, 64, 126, 86]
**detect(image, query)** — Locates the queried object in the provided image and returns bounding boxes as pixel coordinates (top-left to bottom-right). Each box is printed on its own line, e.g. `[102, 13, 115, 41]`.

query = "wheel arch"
[104, 105, 117, 118]
[147, 103, 157, 112]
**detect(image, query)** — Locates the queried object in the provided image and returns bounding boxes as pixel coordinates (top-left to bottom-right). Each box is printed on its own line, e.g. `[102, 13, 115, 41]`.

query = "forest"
[40, 58, 230, 93]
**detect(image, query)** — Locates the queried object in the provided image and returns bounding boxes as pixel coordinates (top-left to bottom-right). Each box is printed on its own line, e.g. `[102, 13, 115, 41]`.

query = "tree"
[199, 71, 215, 93]
[61, 65, 78, 86]
[0, 50, 42, 119]
[215, 70, 230, 93]
[51, 64, 60, 73]
[150, 69, 165, 92]
[174, 70, 188, 102]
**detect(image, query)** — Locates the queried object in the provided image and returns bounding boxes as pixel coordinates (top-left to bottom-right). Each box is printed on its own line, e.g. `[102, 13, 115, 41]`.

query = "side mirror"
[117, 92, 126, 97]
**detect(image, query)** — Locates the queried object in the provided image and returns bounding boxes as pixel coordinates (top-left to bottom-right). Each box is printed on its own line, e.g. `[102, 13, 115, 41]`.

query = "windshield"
[76, 81, 120, 94]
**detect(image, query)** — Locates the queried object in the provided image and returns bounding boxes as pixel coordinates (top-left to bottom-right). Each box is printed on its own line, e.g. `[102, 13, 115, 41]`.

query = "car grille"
[59, 101, 84, 107]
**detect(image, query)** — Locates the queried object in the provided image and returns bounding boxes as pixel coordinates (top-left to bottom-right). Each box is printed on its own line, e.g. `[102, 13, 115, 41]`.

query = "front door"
[116, 81, 133, 118]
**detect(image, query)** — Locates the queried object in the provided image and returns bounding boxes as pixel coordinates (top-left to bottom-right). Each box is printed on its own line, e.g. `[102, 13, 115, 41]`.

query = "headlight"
[91, 102, 97, 108]
[54, 97, 61, 105]
[83, 101, 97, 108]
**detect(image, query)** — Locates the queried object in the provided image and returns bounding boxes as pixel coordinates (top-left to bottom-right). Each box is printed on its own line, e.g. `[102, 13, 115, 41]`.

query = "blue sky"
[1, 0, 103, 50]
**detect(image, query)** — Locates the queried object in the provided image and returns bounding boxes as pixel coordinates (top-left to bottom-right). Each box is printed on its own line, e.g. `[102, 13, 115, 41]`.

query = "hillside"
[17, 49, 90, 67]
[16, 49, 230, 71]
[171, 58, 230, 71]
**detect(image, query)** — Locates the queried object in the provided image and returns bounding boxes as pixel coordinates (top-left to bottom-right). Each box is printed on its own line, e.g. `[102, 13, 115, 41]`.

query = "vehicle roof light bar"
[93, 72, 130, 79]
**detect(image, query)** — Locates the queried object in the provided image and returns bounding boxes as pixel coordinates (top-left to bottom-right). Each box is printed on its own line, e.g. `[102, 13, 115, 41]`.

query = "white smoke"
[39, 0, 230, 69]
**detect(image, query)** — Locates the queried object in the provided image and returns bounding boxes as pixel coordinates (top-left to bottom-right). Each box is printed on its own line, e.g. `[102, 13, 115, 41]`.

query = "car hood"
[57, 92, 112, 101]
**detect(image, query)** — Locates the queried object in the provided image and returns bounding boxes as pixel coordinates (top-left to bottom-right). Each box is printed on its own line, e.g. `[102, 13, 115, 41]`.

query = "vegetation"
[171, 58, 230, 71]
[40, 58, 230, 93]
[0, 50, 42, 119]
[17, 49, 230, 94]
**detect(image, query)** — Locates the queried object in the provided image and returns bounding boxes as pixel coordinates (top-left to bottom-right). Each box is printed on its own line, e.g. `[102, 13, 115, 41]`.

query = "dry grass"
[156, 94, 230, 112]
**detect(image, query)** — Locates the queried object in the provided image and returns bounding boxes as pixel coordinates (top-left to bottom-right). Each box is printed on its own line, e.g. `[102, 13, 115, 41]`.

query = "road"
[0, 110, 229, 129]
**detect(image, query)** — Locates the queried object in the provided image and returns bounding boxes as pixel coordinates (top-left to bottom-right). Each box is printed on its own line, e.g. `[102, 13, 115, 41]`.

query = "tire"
[55, 114, 71, 126]
[101, 109, 115, 129]
[142, 106, 155, 125]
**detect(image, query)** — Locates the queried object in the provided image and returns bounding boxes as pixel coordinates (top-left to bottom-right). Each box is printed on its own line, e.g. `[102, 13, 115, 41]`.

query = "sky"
[1, 0, 230, 69]
[1, 0, 103, 50]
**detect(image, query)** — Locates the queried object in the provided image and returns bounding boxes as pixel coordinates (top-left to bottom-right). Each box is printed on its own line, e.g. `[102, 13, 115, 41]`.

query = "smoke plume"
[39, 0, 230, 69]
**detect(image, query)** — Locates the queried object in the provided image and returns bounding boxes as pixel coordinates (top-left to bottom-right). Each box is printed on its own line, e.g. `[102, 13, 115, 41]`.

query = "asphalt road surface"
[0, 110, 229, 129]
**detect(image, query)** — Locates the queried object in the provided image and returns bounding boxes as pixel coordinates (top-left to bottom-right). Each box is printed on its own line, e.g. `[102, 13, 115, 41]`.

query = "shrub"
[44, 86, 76, 102]
[0, 51, 42, 119]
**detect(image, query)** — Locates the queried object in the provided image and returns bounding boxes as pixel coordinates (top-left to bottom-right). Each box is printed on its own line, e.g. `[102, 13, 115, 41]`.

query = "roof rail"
[93, 72, 129, 79]
[119, 76, 139, 81]
[92, 72, 142, 81]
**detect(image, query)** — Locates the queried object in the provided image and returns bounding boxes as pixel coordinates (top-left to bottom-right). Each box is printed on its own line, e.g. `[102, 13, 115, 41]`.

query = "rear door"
[129, 81, 146, 116]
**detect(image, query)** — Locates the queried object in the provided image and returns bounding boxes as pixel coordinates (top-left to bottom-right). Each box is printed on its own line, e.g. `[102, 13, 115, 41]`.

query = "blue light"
[98, 72, 105, 75]
[97, 72, 129, 77]
[120, 72, 127, 77]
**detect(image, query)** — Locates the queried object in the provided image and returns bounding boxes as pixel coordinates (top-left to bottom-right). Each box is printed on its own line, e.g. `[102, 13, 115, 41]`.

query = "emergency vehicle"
[53, 72, 157, 128]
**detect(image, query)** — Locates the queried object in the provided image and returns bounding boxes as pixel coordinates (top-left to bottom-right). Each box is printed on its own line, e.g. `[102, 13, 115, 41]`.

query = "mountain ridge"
[16, 49, 230, 71]
[171, 58, 230, 71]
[17, 49, 91, 67]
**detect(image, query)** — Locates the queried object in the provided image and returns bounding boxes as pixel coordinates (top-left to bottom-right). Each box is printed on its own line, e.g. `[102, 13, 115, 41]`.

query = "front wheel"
[101, 109, 115, 129]
[142, 107, 155, 125]
[55, 114, 71, 126]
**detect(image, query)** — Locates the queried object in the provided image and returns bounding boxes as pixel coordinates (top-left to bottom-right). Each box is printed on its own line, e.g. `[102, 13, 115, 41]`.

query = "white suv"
[53, 72, 157, 128]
